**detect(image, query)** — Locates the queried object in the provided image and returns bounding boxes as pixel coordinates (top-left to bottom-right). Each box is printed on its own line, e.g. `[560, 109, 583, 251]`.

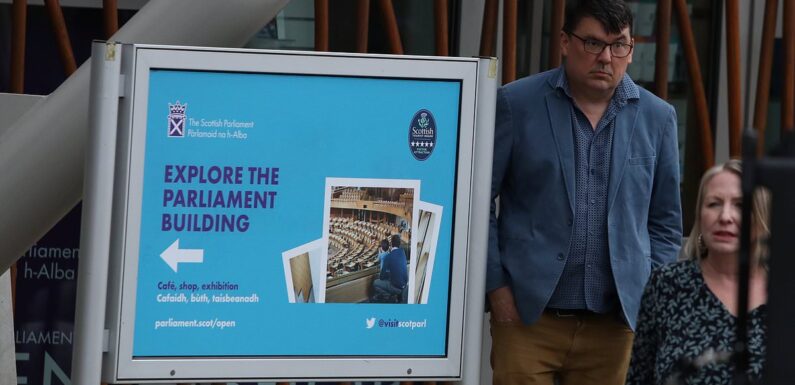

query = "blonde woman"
[627, 159, 769, 384]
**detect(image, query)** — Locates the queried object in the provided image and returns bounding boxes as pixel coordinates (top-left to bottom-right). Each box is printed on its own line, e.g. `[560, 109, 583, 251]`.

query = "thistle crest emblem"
[418, 112, 430, 129]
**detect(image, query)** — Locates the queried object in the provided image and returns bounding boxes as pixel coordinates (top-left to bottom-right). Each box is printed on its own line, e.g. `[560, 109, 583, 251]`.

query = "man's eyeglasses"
[568, 32, 633, 58]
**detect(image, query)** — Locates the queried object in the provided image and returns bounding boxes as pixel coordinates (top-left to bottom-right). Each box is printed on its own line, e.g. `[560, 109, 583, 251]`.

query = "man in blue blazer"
[487, 1, 682, 384]
[373, 234, 409, 303]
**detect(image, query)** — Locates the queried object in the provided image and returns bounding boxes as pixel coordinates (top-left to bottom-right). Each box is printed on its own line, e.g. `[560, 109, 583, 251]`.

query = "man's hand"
[488, 286, 522, 323]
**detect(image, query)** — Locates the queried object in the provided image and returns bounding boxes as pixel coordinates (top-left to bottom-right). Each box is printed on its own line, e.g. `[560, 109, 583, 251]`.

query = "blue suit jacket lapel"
[607, 101, 639, 213]
[545, 90, 575, 213]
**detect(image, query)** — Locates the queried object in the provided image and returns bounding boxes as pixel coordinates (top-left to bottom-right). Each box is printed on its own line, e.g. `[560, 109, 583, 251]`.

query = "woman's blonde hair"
[682, 159, 770, 265]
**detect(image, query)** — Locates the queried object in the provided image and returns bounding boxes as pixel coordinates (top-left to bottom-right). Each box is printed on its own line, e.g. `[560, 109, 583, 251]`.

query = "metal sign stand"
[74, 41, 497, 384]
[72, 41, 123, 385]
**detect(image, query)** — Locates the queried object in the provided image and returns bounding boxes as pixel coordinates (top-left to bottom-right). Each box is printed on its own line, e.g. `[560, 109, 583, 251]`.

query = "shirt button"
[587, 263, 593, 268]
[556, 253, 565, 261]
[590, 198, 596, 204]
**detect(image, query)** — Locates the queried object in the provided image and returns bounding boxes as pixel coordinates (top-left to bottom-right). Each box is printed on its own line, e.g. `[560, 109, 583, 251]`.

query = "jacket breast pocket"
[628, 156, 656, 166]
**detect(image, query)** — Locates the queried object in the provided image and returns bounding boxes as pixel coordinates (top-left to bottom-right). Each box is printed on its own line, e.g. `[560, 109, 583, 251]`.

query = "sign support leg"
[72, 41, 123, 385]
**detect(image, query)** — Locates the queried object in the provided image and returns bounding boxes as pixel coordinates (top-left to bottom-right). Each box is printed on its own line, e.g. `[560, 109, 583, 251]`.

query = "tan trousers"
[490, 310, 634, 385]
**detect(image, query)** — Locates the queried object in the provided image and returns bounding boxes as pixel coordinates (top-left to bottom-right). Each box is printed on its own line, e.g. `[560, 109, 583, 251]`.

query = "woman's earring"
[698, 233, 707, 255]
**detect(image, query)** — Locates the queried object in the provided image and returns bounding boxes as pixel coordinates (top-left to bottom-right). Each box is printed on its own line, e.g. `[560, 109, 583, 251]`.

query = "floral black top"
[626, 260, 766, 385]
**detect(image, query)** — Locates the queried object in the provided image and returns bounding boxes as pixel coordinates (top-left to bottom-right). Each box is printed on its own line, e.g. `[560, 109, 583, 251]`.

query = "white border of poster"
[94, 44, 493, 383]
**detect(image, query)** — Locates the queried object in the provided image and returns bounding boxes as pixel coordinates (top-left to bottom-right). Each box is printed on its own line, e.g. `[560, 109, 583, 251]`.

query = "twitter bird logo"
[366, 317, 376, 329]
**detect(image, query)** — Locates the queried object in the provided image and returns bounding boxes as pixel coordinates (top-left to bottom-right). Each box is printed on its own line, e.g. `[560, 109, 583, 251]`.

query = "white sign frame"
[88, 43, 495, 383]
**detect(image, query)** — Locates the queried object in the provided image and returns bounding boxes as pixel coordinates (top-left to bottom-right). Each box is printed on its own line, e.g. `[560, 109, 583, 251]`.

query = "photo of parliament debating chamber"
[325, 186, 415, 303]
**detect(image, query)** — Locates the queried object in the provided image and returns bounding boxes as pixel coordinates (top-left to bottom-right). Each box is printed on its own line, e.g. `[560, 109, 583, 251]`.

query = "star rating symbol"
[411, 141, 435, 148]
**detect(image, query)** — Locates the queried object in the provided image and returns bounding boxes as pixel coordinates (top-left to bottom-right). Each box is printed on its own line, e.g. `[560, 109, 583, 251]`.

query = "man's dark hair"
[380, 239, 390, 251]
[562, 0, 633, 36]
[390, 234, 401, 248]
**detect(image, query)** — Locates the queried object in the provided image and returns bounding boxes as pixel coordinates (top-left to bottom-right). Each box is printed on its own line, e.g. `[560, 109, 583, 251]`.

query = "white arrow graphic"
[160, 239, 204, 273]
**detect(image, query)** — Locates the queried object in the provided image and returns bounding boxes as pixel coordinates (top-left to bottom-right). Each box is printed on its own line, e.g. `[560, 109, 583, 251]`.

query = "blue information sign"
[131, 69, 462, 357]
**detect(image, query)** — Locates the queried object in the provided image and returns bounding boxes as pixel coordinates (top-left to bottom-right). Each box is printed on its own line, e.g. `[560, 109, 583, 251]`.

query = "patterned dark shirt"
[547, 69, 639, 313]
[626, 260, 766, 385]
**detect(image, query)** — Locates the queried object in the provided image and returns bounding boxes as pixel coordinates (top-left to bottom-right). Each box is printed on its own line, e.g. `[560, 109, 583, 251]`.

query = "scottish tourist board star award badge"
[409, 109, 437, 161]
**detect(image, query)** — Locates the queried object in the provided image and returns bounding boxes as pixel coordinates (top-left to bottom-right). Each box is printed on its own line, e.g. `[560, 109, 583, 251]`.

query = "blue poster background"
[133, 70, 461, 356]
